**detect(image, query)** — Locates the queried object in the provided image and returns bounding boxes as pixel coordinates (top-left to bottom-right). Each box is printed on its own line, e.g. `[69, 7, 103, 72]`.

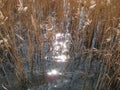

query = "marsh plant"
[0, 0, 120, 90]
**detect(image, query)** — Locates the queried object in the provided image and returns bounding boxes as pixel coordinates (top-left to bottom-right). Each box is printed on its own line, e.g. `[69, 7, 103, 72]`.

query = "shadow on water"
[0, 72, 46, 90]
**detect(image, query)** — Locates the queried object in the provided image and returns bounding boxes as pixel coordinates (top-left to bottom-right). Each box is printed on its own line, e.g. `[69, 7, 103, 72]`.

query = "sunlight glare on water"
[53, 55, 68, 62]
[47, 69, 62, 76]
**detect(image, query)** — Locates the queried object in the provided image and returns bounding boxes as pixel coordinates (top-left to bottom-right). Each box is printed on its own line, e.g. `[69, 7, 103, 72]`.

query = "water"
[0, 1, 101, 90]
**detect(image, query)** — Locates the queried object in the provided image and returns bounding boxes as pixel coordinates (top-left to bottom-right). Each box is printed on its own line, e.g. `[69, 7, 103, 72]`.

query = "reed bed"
[0, 0, 120, 90]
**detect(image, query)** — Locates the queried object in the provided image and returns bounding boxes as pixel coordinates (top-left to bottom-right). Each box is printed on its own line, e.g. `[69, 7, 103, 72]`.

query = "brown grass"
[0, 0, 120, 89]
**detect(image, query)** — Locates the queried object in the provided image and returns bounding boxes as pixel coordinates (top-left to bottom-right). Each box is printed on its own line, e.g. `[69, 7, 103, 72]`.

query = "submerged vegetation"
[0, 0, 120, 90]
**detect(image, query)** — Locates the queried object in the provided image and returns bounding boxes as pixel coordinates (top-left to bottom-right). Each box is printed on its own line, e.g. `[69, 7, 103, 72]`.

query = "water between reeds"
[0, 0, 120, 90]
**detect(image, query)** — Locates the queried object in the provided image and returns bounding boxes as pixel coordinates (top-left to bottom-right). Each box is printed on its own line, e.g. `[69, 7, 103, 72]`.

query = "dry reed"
[0, 0, 120, 89]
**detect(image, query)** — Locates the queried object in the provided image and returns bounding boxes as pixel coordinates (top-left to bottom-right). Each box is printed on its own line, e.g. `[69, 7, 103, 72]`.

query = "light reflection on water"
[43, 32, 71, 90]
[53, 55, 69, 62]
[47, 69, 62, 76]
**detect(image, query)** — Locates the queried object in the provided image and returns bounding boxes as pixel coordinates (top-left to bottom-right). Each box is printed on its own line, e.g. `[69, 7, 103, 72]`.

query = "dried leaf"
[0, 10, 4, 21]
[89, 4, 96, 9]
[31, 15, 37, 31]
[15, 34, 24, 41]
[2, 83, 8, 90]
